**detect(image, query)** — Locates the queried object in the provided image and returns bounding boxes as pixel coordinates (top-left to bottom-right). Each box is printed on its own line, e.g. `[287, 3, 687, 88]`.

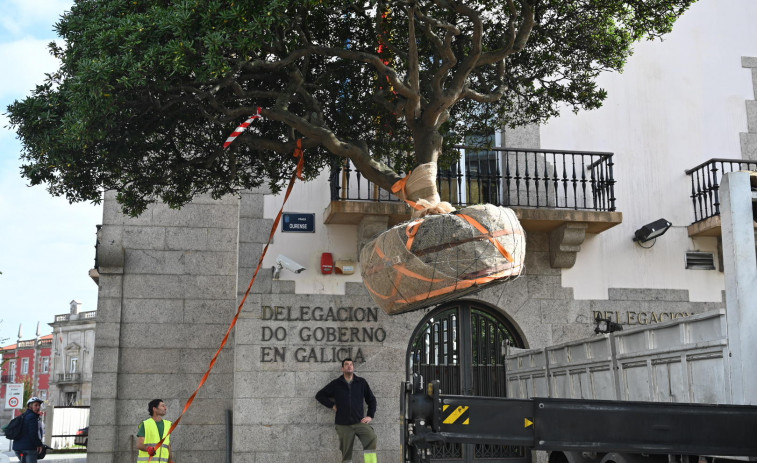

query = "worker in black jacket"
[316, 358, 378, 463]
[12, 397, 45, 463]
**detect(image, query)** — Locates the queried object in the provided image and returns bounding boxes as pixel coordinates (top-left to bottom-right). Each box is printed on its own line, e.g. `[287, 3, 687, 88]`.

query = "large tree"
[8, 0, 695, 215]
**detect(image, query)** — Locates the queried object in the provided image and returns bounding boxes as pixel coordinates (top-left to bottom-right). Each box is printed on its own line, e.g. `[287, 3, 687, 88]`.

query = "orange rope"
[148, 140, 305, 460]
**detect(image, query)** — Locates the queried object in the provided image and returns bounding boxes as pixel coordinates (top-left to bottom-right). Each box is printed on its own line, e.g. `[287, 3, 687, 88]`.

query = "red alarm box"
[321, 253, 334, 274]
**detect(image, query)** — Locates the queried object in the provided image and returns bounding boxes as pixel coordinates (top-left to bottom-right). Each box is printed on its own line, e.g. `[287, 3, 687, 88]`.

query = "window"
[22, 358, 29, 375]
[438, 132, 501, 206]
[65, 392, 77, 406]
[8, 361, 16, 382]
[40, 390, 47, 400]
[42, 357, 49, 373]
[70, 357, 79, 373]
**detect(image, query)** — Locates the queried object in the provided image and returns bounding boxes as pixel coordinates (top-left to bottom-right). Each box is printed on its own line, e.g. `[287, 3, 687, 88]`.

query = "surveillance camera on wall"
[273, 254, 306, 279]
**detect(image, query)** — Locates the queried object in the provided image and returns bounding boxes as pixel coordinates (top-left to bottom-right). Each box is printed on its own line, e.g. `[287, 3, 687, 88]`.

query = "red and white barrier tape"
[223, 107, 262, 149]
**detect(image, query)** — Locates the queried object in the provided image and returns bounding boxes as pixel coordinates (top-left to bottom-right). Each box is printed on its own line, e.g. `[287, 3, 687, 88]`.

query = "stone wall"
[88, 192, 240, 463]
[232, 188, 424, 463]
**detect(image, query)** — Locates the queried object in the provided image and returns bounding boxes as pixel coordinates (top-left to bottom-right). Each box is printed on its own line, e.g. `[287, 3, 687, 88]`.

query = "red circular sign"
[8, 397, 19, 407]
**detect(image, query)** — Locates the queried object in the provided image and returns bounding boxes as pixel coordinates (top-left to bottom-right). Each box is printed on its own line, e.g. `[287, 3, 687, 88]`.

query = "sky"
[0, 0, 101, 345]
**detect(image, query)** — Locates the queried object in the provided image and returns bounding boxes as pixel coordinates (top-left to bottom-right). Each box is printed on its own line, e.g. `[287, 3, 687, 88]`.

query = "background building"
[0, 331, 52, 423]
[48, 300, 97, 407]
[85, 2, 757, 463]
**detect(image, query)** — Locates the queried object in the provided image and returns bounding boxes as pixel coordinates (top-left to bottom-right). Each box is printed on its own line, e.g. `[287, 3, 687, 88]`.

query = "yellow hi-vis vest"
[137, 418, 172, 463]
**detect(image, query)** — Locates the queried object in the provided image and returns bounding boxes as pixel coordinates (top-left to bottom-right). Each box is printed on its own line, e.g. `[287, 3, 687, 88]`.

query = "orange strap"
[457, 214, 514, 263]
[394, 264, 445, 283]
[391, 174, 424, 211]
[391, 267, 519, 306]
[364, 278, 399, 300]
[404, 219, 423, 250]
[149, 141, 306, 461]
[293, 139, 304, 179]
[374, 263, 522, 312]
[363, 234, 446, 302]
[365, 248, 522, 310]
[365, 245, 401, 300]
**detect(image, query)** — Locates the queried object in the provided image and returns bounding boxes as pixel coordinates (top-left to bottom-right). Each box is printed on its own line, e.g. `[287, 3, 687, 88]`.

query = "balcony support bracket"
[549, 222, 588, 268]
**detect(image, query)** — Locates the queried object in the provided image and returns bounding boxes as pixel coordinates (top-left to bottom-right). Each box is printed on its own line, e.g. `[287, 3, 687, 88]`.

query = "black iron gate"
[407, 300, 527, 463]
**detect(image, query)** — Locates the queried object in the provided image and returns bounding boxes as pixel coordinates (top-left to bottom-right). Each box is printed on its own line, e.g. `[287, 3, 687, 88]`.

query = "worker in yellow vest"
[136, 399, 174, 463]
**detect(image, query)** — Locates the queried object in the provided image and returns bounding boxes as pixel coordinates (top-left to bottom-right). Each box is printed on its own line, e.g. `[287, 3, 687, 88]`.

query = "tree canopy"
[8, 0, 696, 215]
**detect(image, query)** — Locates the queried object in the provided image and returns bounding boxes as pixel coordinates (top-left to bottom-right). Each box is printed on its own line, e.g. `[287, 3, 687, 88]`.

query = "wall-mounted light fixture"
[594, 314, 623, 334]
[632, 218, 672, 243]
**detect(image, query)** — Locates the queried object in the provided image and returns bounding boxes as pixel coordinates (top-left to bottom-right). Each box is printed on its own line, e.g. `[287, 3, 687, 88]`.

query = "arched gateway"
[406, 299, 528, 463]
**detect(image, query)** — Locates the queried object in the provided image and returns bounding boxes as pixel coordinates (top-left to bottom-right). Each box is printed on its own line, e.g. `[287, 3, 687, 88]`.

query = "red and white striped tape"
[223, 107, 262, 149]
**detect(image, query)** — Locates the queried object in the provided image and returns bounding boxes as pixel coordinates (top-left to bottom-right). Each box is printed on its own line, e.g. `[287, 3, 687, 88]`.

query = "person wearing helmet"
[12, 397, 45, 463]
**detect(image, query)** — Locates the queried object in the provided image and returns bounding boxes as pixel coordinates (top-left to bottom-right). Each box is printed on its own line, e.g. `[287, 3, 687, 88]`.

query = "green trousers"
[335, 423, 377, 463]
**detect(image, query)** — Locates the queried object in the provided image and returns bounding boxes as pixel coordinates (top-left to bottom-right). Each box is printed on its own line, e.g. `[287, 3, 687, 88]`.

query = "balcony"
[56, 373, 82, 384]
[685, 158, 757, 237]
[324, 146, 622, 268]
[54, 311, 97, 323]
[325, 146, 622, 231]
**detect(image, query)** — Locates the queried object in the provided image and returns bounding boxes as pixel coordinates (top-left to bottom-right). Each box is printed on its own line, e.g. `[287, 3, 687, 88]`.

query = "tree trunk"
[413, 127, 443, 166]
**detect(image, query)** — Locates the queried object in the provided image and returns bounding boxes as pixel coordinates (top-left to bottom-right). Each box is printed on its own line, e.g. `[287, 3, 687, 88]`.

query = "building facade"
[48, 300, 97, 407]
[0, 333, 52, 422]
[85, 2, 757, 463]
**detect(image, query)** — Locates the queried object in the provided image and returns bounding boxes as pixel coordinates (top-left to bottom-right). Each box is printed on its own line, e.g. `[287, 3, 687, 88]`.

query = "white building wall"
[262, 176, 363, 295]
[538, 0, 756, 302]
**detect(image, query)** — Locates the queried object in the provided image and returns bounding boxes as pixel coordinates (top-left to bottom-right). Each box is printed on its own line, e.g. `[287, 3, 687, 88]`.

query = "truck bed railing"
[505, 310, 730, 404]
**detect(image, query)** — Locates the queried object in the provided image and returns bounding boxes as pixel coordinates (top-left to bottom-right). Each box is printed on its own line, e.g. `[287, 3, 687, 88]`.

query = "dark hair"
[341, 358, 353, 367]
[148, 399, 164, 416]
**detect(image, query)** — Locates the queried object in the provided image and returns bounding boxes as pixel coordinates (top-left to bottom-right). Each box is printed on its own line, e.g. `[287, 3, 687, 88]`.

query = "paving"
[0, 436, 86, 463]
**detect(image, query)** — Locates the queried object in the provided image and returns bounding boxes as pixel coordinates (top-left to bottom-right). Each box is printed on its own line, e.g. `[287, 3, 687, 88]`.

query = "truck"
[400, 171, 757, 463]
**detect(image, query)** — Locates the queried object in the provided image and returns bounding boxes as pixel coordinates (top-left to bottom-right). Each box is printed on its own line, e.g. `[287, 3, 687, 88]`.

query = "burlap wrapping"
[360, 204, 526, 315]
[392, 163, 455, 218]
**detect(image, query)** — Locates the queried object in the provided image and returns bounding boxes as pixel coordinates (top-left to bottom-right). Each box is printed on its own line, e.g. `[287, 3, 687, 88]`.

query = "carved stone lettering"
[259, 305, 383, 363]
[592, 311, 693, 327]
[261, 306, 378, 322]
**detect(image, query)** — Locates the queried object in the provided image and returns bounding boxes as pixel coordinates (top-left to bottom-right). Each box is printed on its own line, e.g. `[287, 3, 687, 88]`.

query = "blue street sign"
[282, 213, 315, 233]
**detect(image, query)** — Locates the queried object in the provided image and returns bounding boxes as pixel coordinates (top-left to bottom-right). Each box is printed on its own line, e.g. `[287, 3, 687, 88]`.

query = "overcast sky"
[0, 0, 101, 345]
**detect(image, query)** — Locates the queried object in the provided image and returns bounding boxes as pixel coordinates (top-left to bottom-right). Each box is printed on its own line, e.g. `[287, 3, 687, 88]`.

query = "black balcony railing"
[329, 146, 616, 211]
[1, 375, 14, 383]
[685, 158, 757, 223]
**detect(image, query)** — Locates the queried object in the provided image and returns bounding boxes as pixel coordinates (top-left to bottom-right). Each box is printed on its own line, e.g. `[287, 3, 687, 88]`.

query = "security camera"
[273, 254, 306, 279]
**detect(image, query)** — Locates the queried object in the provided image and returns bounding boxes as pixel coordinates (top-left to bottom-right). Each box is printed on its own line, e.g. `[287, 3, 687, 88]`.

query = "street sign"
[282, 213, 315, 233]
[4, 383, 23, 409]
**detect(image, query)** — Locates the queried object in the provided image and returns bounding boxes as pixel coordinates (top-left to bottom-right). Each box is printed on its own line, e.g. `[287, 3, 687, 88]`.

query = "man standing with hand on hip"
[316, 358, 378, 463]
[136, 399, 174, 463]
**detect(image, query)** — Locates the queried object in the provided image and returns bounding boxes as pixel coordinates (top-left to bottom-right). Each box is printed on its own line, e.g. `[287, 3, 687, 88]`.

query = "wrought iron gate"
[407, 300, 527, 463]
